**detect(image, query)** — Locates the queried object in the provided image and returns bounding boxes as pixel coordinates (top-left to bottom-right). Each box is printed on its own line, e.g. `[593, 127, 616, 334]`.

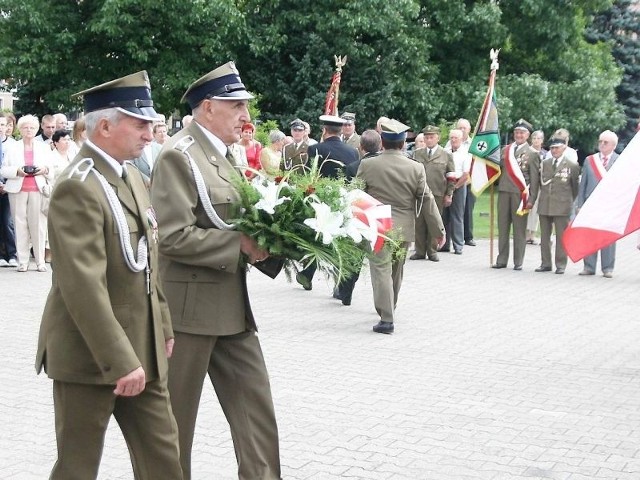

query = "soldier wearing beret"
[150, 61, 281, 480]
[357, 119, 445, 334]
[493, 119, 540, 271]
[36, 72, 183, 479]
[411, 125, 454, 262]
[282, 118, 309, 171]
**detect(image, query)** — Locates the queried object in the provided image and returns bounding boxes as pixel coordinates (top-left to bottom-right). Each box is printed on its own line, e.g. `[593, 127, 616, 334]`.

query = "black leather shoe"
[439, 247, 450, 253]
[454, 250, 462, 255]
[535, 266, 552, 272]
[428, 255, 439, 262]
[409, 254, 425, 260]
[341, 296, 352, 306]
[492, 264, 507, 269]
[555, 268, 565, 274]
[373, 321, 394, 334]
[465, 239, 476, 246]
[296, 273, 312, 290]
[513, 265, 523, 271]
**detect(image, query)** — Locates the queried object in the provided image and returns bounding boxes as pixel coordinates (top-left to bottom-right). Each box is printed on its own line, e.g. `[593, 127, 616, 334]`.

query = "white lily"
[253, 179, 291, 214]
[304, 201, 345, 244]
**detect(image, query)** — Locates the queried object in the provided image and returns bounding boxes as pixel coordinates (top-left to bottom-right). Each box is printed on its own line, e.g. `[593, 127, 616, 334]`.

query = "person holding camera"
[0, 114, 54, 272]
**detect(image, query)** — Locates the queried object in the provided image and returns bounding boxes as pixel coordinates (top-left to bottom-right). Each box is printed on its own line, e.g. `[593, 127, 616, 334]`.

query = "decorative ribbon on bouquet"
[350, 190, 393, 253]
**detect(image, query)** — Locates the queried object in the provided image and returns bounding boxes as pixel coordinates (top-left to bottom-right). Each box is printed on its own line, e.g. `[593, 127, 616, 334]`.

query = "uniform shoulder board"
[174, 135, 195, 154]
[67, 157, 94, 182]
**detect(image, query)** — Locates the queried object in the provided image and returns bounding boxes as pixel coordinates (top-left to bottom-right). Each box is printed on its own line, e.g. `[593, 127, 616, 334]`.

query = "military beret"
[422, 125, 440, 135]
[73, 71, 158, 121]
[380, 118, 410, 141]
[513, 118, 533, 133]
[319, 115, 346, 127]
[181, 61, 253, 109]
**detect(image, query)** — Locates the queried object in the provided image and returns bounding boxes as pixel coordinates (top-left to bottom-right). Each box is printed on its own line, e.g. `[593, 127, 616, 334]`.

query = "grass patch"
[471, 190, 497, 239]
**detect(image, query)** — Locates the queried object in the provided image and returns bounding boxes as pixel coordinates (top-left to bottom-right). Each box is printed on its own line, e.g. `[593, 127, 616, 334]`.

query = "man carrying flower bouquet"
[150, 62, 281, 480]
[357, 119, 445, 334]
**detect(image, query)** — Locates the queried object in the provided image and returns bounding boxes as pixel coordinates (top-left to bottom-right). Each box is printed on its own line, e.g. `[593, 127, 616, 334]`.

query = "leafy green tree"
[586, 0, 640, 149]
[0, 0, 244, 116]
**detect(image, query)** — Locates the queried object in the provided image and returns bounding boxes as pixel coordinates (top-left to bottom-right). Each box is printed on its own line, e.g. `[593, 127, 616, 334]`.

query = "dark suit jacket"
[36, 143, 172, 385]
[308, 136, 359, 179]
[150, 122, 256, 337]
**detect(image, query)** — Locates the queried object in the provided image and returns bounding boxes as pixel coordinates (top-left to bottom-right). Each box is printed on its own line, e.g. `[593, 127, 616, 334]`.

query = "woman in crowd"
[51, 130, 74, 178]
[72, 117, 87, 151]
[0, 115, 54, 272]
[239, 122, 263, 174]
[5, 112, 17, 140]
[526, 130, 546, 245]
[259, 130, 286, 176]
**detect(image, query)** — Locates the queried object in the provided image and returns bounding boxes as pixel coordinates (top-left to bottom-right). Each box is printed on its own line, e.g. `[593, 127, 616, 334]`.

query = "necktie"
[552, 159, 558, 170]
[226, 149, 242, 178]
[427, 149, 432, 159]
[602, 155, 609, 168]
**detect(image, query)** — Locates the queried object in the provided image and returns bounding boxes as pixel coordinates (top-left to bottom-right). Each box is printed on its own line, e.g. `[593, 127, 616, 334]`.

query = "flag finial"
[334, 55, 347, 73]
[490, 49, 500, 71]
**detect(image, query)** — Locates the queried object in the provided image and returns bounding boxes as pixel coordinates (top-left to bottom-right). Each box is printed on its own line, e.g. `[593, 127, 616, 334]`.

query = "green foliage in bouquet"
[230, 156, 403, 283]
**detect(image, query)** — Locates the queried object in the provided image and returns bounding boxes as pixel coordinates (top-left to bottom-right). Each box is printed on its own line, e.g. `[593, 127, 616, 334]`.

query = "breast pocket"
[208, 185, 239, 220]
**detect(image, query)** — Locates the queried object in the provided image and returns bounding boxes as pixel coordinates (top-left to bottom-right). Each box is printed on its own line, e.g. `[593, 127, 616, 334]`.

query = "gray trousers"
[583, 243, 616, 273]
[444, 186, 466, 252]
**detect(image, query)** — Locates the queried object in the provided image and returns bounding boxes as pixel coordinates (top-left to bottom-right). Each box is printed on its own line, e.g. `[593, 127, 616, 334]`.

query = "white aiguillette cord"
[174, 136, 236, 231]
[68, 158, 149, 274]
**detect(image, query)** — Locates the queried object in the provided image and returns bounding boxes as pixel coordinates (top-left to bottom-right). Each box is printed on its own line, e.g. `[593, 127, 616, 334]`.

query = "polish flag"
[563, 132, 640, 262]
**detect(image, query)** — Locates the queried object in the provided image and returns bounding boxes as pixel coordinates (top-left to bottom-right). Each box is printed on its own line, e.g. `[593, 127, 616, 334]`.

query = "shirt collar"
[194, 121, 227, 156]
[84, 138, 125, 177]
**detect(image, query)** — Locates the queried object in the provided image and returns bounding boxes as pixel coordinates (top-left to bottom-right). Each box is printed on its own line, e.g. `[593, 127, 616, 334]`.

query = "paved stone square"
[2, 235, 639, 479]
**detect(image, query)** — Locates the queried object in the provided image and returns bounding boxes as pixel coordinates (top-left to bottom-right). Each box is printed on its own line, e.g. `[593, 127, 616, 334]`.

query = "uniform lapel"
[187, 123, 238, 184]
[82, 145, 139, 215]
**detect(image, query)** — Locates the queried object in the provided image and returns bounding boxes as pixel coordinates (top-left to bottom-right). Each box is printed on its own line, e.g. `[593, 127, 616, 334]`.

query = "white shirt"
[448, 148, 472, 177]
[195, 121, 227, 157]
[84, 139, 125, 177]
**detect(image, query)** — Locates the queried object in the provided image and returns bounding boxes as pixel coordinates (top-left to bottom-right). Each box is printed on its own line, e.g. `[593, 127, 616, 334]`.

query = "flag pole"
[490, 183, 495, 266]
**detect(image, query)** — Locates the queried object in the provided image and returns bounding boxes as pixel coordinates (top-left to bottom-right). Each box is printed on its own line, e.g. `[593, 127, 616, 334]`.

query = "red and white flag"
[563, 132, 640, 262]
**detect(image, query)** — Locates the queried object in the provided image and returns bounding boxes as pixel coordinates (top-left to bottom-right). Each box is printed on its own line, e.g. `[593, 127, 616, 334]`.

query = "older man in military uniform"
[493, 119, 540, 270]
[536, 136, 580, 274]
[36, 72, 182, 479]
[150, 62, 281, 480]
[282, 118, 309, 171]
[357, 119, 445, 334]
[411, 125, 454, 262]
[340, 112, 360, 149]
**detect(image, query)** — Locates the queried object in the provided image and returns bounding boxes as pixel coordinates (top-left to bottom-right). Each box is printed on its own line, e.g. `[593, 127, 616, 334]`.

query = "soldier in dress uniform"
[411, 125, 454, 262]
[535, 136, 580, 274]
[36, 72, 183, 480]
[357, 119, 445, 334]
[150, 61, 281, 480]
[340, 112, 360, 150]
[282, 118, 309, 171]
[492, 119, 540, 270]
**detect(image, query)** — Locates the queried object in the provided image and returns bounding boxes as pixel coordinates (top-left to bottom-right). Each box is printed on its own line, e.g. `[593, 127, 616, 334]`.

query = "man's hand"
[113, 366, 146, 397]
[435, 235, 446, 250]
[240, 233, 269, 264]
[444, 195, 453, 207]
[165, 338, 175, 358]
